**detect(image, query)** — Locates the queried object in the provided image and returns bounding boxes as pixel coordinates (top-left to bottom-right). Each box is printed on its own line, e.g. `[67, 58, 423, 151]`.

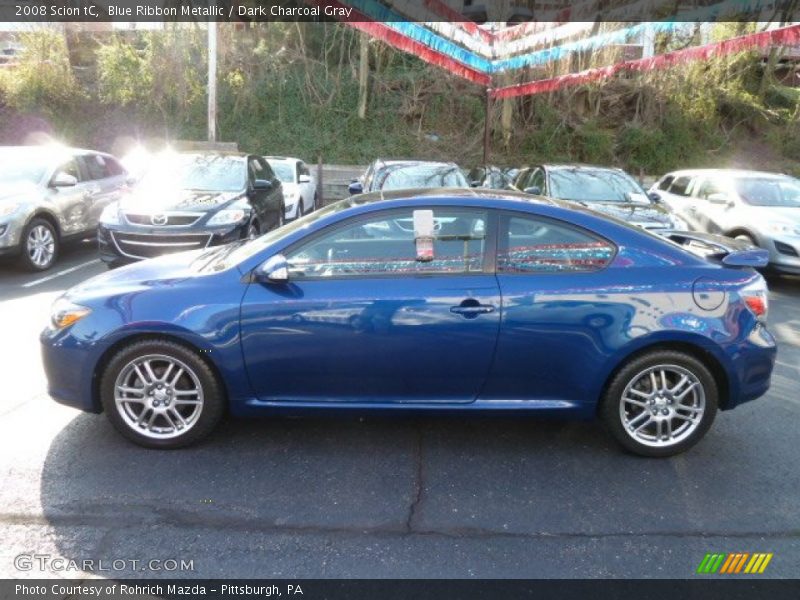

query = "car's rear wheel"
[20, 218, 58, 271]
[601, 350, 718, 457]
[100, 340, 225, 449]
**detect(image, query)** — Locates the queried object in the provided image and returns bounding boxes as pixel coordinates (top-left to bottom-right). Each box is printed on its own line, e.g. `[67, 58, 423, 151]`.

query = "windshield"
[0, 152, 47, 185]
[375, 165, 468, 191]
[735, 177, 800, 208]
[549, 169, 648, 203]
[198, 202, 350, 272]
[138, 154, 247, 192]
[268, 161, 295, 183]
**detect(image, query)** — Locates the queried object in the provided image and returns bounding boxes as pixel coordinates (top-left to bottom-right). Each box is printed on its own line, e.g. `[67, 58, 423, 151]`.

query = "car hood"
[755, 206, 800, 222]
[0, 181, 41, 203]
[64, 249, 211, 303]
[118, 188, 242, 213]
[570, 200, 671, 225]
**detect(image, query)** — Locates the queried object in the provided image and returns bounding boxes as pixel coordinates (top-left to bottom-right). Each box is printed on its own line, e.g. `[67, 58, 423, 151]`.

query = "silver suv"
[0, 146, 127, 270]
[650, 169, 800, 274]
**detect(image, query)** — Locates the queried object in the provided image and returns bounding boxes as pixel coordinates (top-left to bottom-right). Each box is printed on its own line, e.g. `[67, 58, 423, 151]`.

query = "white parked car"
[264, 156, 317, 220]
[650, 169, 800, 274]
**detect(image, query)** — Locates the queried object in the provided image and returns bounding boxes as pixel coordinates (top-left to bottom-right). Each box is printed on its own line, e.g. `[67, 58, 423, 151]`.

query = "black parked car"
[467, 165, 514, 189]
[512, 164, 688, 232]
[98, 152, 285, 267]
[348, 159, 469, 195]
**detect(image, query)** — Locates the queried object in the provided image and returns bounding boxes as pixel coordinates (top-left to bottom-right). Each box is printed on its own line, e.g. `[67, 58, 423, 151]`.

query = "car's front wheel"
[601, 350, 718, 457]
[20, 218, 58, 271]
[100, 340, 225, 449]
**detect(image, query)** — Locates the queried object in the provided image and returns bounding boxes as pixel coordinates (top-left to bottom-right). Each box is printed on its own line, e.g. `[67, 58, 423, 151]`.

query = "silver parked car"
[0, 146, 128, 270]
[650, 169, 800, 274]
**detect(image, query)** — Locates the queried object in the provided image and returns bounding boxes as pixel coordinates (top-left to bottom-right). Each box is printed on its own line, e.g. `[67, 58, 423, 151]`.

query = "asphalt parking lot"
[0, 241, 799, 579]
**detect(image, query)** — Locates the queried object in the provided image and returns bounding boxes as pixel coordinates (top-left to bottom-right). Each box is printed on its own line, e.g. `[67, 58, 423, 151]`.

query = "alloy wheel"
[619, 364, 706, 448]
[114, 354, 204, 440]
[27, 225, 55, 268]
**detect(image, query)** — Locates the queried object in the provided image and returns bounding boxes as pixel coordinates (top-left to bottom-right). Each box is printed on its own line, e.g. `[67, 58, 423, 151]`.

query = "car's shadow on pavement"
[37, 398, 800, 577]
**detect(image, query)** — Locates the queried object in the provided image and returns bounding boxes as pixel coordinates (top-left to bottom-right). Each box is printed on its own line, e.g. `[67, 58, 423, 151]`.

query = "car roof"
[373, 159, 459, 168]
[264, 156, 302, 163]
[660, 168, 790, 180]
[351, 186, 559, 207]
[539, 163, 627, 172]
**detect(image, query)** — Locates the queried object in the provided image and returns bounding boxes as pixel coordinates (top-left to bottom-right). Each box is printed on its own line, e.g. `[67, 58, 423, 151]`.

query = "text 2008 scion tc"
[41, 189, 776, 457]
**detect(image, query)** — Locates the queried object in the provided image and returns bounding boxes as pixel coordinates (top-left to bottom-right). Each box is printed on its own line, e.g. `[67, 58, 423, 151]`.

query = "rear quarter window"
[499, 214, 616, 273]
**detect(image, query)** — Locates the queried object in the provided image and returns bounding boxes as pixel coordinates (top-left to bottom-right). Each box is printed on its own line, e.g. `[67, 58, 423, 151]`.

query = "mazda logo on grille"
[151, 214, 169, 226]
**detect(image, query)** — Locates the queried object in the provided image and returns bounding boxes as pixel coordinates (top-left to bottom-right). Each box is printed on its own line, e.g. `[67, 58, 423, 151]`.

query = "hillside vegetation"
[1, 23, 799, 175]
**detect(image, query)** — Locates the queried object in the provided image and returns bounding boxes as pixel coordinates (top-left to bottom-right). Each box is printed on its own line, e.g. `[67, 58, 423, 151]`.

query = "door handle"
[450, 299, 495, 318]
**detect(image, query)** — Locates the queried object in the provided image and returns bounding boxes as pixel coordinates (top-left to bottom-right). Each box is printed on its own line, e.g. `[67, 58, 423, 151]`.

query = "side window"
[249, 157, 272, 184]
[105, 157, 125, 177]
[668, 176, 692, 197]
[529, 169, 546, 193]
[286, 208, 487, 279]
[658, 175, 674, 191]
[695, 178, 725, 200]
[53, 158, 82, 183]
[498, 214, 615, 274]
[513, 169, 530, 189]
[300, 163, 311, 177]
[82, 154, 111, 180]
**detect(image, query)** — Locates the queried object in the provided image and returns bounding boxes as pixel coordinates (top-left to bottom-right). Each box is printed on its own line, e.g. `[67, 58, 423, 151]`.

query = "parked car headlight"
[99, 203, 121, 225]
[207, 209, 247, 226]
[766, 221, 800, 236]
[0, 202, 21, 218]
[50, 298, 91, 330]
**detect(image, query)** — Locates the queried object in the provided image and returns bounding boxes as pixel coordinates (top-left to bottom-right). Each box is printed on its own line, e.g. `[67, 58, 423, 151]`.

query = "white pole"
[207, 21, 217, 143]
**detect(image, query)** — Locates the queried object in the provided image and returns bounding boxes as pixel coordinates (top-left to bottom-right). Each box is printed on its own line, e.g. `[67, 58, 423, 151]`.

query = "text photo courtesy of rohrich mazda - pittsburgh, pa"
[1, 1, 800, 596]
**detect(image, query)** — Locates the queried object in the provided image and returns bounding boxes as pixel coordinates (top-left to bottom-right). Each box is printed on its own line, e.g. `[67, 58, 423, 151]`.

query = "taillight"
[741, 278, 769, 321]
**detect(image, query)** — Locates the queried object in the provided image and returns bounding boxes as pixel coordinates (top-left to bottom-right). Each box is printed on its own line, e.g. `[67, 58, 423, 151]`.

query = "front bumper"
[0, 218, 25, 254]
[763, 235, 800, 273]
[41, 325, 102, 413]
[98, 222, 247, 265]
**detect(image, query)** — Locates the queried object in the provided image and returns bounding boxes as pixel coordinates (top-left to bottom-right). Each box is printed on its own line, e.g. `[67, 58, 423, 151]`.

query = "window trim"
[495, 209, 618, 276]
[281, 206, 497, 282]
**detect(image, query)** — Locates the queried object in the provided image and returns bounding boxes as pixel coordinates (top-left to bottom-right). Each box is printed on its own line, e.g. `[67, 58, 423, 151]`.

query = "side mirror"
[298, 174, 312, 183]
[348, 181, 363, 195]
[523, 186, 541, 195]
[255, 254, 289, 283]
[707, 193, 729, 205]
[51, 172, 77, 188]
[253, 179, 272, 191]
[648, 191, 662, 203]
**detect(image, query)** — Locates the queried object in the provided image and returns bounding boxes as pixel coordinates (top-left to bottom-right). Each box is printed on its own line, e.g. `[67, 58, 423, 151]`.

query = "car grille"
[111, 232, 212, 259]
[124, 213, 202, 226]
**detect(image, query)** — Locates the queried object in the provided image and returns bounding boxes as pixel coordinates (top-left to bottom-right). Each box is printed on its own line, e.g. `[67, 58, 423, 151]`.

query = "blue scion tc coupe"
[41, 189, 776, 456]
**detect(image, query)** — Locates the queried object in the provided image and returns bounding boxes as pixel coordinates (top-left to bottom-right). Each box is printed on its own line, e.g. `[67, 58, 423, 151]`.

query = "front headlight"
[99, 203, 121, 225]
[0, 202, 21, 218]
[207, 209, 247, 226]
[50, 298, 91, 330]
[766, 221, 800, 236]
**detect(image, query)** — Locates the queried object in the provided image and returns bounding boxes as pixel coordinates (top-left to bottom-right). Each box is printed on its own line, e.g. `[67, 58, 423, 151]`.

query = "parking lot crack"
[405, 423, 425, 533]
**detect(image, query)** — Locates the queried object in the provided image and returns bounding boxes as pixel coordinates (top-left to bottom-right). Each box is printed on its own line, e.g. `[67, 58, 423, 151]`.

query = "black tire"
[278, 205, 285, 228]
[99, 339, 225, 449]
[601, 350, 718, 458]
[312, 193, 319, 212]
[19, 217, 58, 271]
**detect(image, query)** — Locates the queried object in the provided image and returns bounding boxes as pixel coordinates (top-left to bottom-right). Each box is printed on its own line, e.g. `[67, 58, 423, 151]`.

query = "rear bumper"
[720, 323, 777, 410]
